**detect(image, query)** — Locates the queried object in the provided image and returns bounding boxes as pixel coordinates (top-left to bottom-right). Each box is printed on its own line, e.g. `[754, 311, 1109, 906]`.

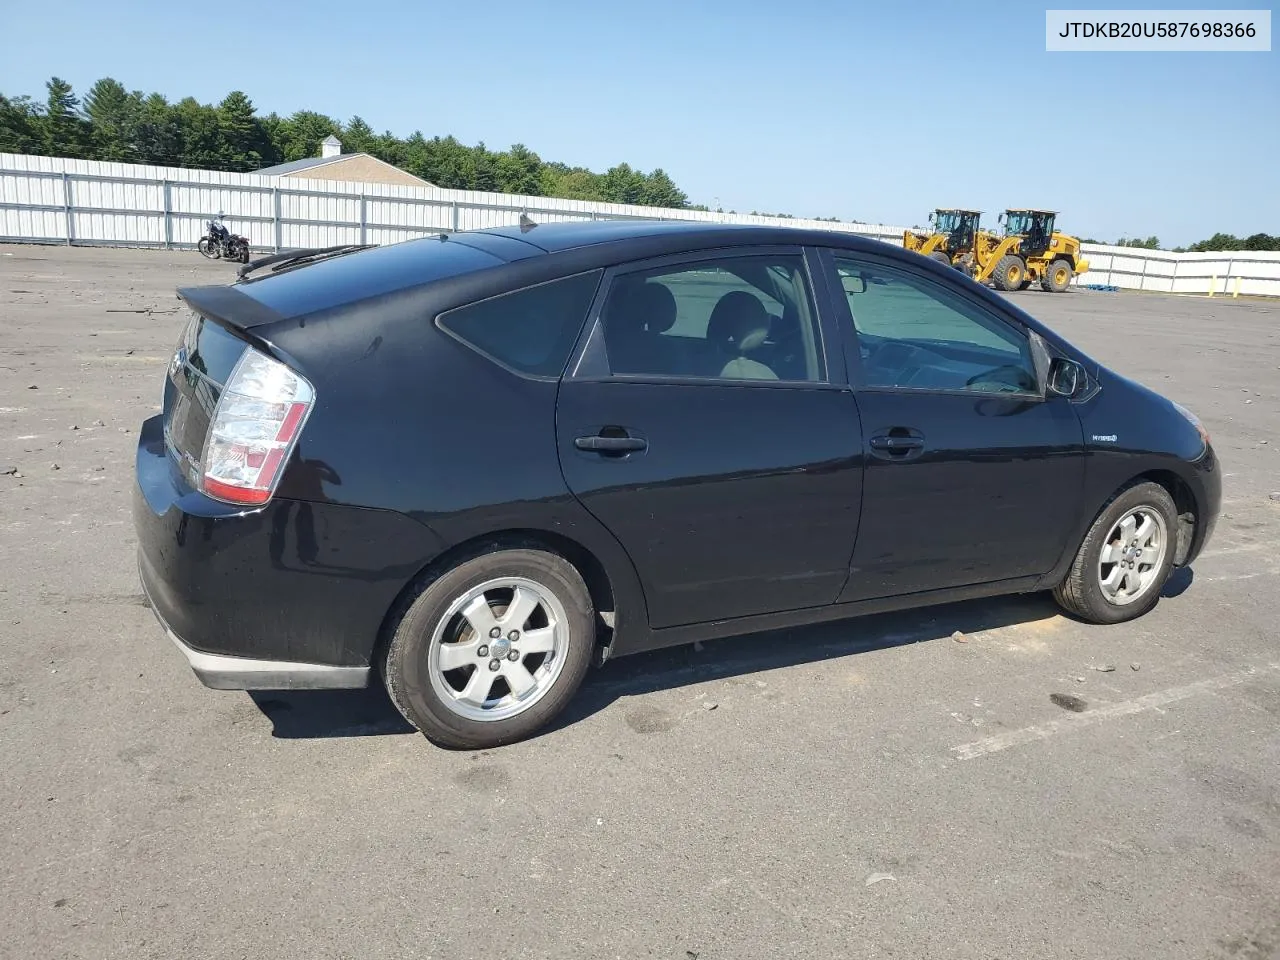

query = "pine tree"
[42, 77, 93, 158]
[342, 116, 374, 154]
[497, 143, 543, 196]
[132, 93, 182, 166]
[218, 91, 268, 170]
[601, 163, 647, 204]
[639, 168, 688, 208]
[84, 78, 137, 161]
[276, 110, 340, 162]
[0, 94, 41, 153]
[175, 97, 223, 169]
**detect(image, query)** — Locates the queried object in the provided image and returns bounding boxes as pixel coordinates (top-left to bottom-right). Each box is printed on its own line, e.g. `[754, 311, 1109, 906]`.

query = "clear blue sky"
[2, 0, 1276, 245]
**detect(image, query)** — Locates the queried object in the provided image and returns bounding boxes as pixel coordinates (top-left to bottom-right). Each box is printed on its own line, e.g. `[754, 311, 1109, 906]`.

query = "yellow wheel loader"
[964, 210, 1090, 293]
[902, 209, 981, 268]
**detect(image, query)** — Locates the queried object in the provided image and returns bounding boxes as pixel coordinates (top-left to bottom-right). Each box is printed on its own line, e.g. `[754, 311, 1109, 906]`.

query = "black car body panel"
[137, 221, 1221, 685]
[135, 414, 442, 667]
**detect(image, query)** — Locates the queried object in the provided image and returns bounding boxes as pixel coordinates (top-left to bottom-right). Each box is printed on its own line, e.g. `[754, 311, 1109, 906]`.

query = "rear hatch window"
[163, 313, 247, 485]
[235, 237, 506, 319]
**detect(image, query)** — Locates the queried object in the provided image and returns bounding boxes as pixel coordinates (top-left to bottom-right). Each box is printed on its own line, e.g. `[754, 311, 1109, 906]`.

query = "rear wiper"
[237, 244, 375, 281]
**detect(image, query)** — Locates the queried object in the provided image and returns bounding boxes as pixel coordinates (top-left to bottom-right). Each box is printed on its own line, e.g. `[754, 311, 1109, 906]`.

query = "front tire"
[992, 254, 1026, 291]
[197, 238, 220, 260]
[1053, 482, 1178, 624]
[384, 548, 595, 749]
[1041, 258, 1073, 292]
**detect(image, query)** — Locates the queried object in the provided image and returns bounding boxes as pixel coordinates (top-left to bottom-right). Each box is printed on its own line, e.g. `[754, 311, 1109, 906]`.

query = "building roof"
[254, 151, 432, 186]
[255, 156, 340, 177]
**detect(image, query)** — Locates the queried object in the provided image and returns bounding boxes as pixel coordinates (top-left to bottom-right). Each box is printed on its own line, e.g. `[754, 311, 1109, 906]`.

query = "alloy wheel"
[427, 577, 568, 722]
[1097, 506, 1168, 605]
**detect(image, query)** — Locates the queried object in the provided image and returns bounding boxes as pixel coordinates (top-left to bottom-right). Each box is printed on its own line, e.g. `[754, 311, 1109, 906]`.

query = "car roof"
[471, 218, 880, 255]
[197, 220, 913, 325]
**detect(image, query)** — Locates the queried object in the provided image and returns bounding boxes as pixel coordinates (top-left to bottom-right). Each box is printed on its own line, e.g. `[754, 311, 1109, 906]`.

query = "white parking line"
[951, 664, 1280, 761]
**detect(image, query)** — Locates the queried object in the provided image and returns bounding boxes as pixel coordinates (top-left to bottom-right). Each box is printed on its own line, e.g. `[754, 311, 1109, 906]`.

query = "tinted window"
[600, 255, 823, 382]
[239, 238, 504, 318]
[437, 271, 602, 377]
[835, 257, 1038, 394]
[183, 313, 246, 383]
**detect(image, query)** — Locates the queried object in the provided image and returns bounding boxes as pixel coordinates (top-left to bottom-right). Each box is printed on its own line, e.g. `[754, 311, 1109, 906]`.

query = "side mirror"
[1047, 357, 1084, 398]
[927, 212, 935, 224]
[840, 272, 867, 295]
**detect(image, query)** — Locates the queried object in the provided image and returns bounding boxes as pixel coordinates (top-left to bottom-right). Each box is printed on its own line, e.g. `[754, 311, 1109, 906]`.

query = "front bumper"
[140, 559, 370, 690]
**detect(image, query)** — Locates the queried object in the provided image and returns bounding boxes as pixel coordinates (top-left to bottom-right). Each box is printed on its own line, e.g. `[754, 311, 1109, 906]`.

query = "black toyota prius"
[134, 220, 1220, 748]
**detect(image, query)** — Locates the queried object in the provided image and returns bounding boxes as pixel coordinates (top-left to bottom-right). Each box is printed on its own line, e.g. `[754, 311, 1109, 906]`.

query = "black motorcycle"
[198, 214, 251, 263]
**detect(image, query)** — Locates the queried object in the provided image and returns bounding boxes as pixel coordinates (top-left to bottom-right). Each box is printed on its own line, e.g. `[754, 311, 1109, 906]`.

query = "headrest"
[706, 290, 770, 354]
[606, 280, 678, 335]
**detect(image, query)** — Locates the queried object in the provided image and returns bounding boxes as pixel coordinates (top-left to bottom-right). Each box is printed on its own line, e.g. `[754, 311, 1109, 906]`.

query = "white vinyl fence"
[3, 153, 1278, 297]
[1072, 243, 1280, 297]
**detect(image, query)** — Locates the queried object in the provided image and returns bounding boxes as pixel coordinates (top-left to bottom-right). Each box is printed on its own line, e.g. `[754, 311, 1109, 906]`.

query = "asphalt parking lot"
[2, 245, 1278, 960]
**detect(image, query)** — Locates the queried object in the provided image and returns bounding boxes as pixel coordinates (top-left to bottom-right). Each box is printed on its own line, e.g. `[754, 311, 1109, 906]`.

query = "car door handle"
[869, 435, 924, 452]
[575, 435, 648, 453]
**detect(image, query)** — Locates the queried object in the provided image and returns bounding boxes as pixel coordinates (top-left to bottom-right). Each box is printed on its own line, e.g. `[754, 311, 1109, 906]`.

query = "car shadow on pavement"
[549, 591, 1066, 734]
[247, 577, 1194, 741]
[248, 687, 415, 739]
[1161, 565, 1194, 598]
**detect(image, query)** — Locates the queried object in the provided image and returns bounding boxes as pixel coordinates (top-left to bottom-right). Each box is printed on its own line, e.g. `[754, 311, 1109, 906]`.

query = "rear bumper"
[1075, 258, 1091, 274]
[133, 413, 443, 677]
[140, 556, 370, 690]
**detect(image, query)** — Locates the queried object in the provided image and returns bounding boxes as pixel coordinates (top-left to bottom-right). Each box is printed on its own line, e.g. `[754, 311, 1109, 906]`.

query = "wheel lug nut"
[477, 645, 489, 658]
[507, 650, 519, 662]
[508, 630, 519, 641]
[488, 659, 501, 672]
[489, 627, 501, 639]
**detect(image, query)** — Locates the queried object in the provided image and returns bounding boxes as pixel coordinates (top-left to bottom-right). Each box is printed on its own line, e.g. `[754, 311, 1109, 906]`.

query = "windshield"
[934, 211, 958, 233]
[1005, 213, 1033, 235]
[1005, 212, 1054, 237]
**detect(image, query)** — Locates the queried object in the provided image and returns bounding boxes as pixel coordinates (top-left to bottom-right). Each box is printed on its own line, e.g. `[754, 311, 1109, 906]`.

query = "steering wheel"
[966, 365, 1033, 393]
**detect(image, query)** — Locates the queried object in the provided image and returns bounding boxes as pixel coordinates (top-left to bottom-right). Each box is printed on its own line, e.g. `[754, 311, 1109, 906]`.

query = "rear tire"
[1053, 482, 1178, 624]
[1041, 258, 1073, 292]
[383, 548, 595, 749]
[992, 254, 1026, 291]
[929, 251, 951, 267]
[197, 238, 220, 260]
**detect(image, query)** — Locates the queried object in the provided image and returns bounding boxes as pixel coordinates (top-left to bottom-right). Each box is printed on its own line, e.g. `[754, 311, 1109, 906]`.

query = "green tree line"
[0, 76, 692, 207]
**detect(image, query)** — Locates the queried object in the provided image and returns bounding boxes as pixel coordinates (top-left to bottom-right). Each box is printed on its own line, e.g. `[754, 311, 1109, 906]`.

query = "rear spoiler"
[176, 285, 289, 332]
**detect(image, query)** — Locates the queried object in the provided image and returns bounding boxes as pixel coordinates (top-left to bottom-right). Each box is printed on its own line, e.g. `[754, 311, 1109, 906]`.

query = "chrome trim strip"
[164, 629, 371, 690]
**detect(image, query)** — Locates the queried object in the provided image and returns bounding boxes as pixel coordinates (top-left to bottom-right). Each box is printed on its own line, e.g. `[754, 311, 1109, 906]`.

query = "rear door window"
[598, 255, 824, 382]
[437, 271, 603, 377]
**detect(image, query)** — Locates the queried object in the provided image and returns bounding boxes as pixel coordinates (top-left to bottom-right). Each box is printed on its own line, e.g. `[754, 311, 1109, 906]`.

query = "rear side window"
[599, 255, 823, 382]
[437, 271, 602, 377]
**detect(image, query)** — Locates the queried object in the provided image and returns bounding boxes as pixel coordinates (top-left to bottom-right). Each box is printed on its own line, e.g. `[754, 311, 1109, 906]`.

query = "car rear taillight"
[200, 349, 314, 506]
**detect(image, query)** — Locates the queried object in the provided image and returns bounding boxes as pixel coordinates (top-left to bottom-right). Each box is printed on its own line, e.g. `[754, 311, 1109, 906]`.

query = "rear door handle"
[869, 435, 924, 452]
[575, 435, 648, 453]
